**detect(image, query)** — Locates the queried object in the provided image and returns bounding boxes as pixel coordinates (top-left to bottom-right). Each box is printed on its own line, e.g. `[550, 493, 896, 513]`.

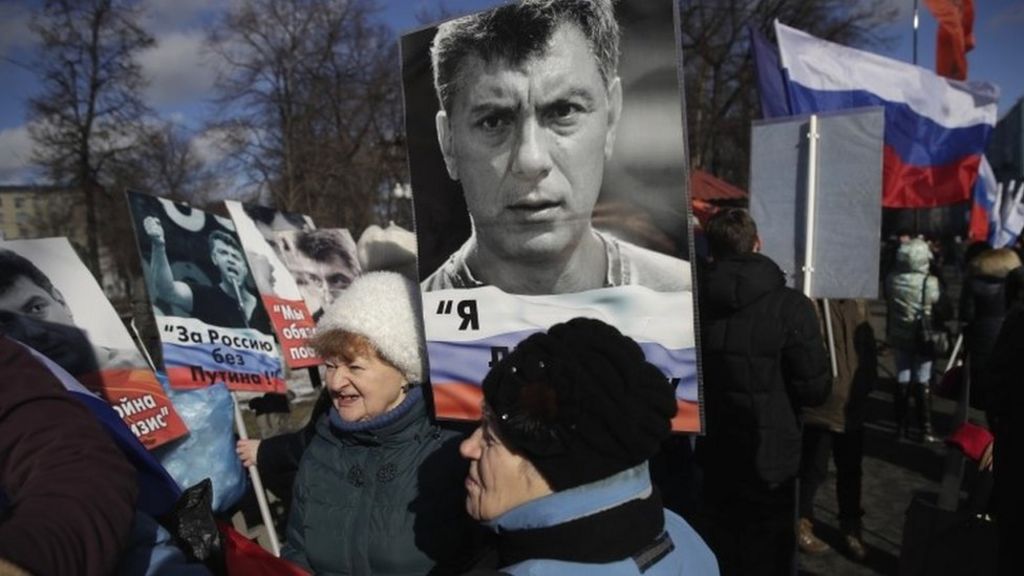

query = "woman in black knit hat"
[459, 317, 718, 575]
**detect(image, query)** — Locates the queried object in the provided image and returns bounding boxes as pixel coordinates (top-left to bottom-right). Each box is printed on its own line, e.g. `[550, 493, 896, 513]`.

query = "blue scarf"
[328, 385, 423, 433]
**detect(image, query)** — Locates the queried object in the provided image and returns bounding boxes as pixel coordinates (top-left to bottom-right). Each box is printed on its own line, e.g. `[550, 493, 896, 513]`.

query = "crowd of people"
[2, 0, 1020, 575]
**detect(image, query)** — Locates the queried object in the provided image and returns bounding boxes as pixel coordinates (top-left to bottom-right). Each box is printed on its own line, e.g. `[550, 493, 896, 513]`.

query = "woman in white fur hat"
[280, 272, 477, 575]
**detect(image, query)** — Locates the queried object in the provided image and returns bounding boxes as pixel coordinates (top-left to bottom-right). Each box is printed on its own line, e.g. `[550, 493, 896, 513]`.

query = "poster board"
[749, 107, 884, 298]
[127, 191, 285, 393]
[402, 0, 701, 431]
[271, 228, 362, 322]
[225, 200, 320, 367]
[0, 237, 187, 448]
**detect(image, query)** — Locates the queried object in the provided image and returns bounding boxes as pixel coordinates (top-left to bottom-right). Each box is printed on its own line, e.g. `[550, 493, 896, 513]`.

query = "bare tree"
[124, 122, 216, 203]
[207, 0, 407, 234]
[27, 0, 155, 280]
[680, 0, 899, 189]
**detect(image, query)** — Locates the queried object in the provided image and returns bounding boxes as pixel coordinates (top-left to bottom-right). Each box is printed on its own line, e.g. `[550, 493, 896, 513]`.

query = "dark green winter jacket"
[282, 388, 472, 575]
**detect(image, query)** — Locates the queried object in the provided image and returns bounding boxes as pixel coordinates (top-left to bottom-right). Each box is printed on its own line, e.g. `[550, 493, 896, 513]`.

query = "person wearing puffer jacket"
[458, 318, 718, 575]
[281, 272, 480, 575]
[884, 237, 941, 442]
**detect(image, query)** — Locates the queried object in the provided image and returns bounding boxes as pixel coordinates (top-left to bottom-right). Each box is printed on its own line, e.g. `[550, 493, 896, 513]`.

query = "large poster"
[225, 200, 320, 367]
[0, 237, 187, 448]
[127, 192, 285, 393]
[402, 0, 701, 431]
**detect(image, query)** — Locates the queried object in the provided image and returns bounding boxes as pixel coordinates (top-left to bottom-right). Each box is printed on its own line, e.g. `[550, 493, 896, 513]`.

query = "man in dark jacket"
[695, 208, 831, 576]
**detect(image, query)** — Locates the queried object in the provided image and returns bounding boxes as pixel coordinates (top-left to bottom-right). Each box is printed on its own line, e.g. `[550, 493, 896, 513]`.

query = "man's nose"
[510, 118, 552, 181]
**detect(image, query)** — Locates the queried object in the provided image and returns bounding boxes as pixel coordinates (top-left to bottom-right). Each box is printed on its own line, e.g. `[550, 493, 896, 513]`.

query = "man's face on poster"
[0, 276, 98, 374]
[436, 22, 622, 262]
[288, 251, 330, 319]
[211, 239, 249, 287]
[280, 248, 356, 320]
[319, 254, 357, 302]
[0, 276, 74, 325]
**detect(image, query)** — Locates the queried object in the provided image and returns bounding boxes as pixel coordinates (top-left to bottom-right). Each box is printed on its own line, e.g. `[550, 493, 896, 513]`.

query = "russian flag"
[969, 155, 998, 242]
[774, 21, 999, 208]
[748, 25, 790, 119]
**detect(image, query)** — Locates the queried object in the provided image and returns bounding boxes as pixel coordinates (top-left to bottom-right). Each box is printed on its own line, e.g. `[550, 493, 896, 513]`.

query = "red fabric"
[217, 522, 310, 576]
[946, 421, 993, 461]
[926, 0, 975, 80]
[691, 199, 719, 228]
[881, 145, 980, 208]
[690, 169, 748, 201]
[968, 197, 990, 242]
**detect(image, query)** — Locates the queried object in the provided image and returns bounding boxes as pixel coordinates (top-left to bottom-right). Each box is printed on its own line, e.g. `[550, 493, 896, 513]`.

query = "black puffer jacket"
[696, 253, 831, 485]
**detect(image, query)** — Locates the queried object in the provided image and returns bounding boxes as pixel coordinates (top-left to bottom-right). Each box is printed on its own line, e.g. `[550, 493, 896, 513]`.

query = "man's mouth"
[507, 198, 563, 220]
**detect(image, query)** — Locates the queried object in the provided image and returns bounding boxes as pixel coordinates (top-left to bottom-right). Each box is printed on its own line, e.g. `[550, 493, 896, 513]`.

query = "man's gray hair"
[430, 0, 620, 114]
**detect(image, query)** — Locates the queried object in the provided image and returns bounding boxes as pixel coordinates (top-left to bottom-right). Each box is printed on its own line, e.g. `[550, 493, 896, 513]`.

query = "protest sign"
[127, 191, 285, 393]
[0, 237, 187, 448]
[225, 201, 320, 368]
[272, 228, 362, 322]
[424, 287, 699, 431]
[750, 107, 885, 298]
[402, 0, 701, 431]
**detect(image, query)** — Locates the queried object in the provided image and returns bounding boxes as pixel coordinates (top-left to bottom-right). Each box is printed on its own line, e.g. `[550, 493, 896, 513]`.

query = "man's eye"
[24, 302, 47, 317]
[326, 274, 350, 288]
[546, 102, 584, 124]
[477, 112, 513, 131]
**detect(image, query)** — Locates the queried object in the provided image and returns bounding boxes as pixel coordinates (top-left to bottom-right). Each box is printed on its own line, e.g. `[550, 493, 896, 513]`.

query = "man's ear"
[436, 110, 459, 181]
[603, 76, 622, 160]
[753, 235, 763, 253]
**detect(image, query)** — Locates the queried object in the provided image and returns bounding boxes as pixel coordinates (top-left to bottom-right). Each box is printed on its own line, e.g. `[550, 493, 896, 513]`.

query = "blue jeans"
[894, 348, 933, 384]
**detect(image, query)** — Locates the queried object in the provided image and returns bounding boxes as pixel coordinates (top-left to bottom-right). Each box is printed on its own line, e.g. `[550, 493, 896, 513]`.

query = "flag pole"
[803, 114, 820, 297]
[913, 0, 920, 65]
[802, 114, 837, 377]
[233, 395, 282, 556]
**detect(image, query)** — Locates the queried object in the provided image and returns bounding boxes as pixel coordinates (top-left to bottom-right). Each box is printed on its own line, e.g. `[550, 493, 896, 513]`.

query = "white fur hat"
[317, 271, 427, 383]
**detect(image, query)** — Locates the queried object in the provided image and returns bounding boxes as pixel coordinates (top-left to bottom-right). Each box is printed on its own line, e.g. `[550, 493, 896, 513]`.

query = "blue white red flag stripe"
[775, 21, 999, 208]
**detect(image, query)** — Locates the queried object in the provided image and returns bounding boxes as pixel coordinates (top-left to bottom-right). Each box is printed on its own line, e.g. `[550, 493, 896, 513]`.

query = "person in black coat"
[987, 266, 1024, 576]
[695, 208, 831, 576]
[959, 248, 1021, 421]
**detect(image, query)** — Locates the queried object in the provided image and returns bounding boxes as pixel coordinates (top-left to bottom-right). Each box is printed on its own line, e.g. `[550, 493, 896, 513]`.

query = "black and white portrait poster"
[127, 191, 285, 393]
[271, 228, 362, 324]
[0, 237, 188, 448]
[225, 200, 321, 368]
[402, 0, 701, 431]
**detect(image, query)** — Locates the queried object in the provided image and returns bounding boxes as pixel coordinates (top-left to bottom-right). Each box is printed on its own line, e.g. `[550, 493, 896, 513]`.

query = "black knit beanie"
[482, 317, 677, 491]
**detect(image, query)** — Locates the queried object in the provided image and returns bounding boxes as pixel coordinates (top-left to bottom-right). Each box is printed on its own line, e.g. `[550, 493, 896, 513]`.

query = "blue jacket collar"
[488, 462, 652, 532]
